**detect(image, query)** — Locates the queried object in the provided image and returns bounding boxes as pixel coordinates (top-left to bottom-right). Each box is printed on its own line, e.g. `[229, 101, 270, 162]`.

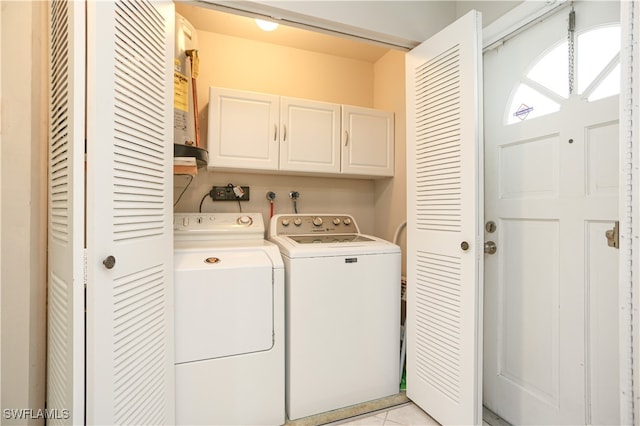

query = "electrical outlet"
[210, 185, 250, 201]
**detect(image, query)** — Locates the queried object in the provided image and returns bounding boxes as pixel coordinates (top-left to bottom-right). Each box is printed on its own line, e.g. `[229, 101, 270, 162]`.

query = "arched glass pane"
[507, 83, 561, 125]
[526, 42, 569, 98]
[588, 63, 621, 102]
[578, 26, 620, 94]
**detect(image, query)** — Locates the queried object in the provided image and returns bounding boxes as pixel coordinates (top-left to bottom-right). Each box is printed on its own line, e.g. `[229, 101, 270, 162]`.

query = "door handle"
[484, 241, 497, 255]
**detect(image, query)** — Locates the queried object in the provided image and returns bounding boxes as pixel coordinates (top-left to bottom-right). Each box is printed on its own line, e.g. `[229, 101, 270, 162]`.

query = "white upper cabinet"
[341, 105, 394, 177]
[208, 87, 280, 170]
[279, 96, 341, 174]
[207, 86, 394, 178]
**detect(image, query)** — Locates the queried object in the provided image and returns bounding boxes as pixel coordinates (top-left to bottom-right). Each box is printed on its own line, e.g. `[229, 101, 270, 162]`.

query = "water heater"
[174, 13, 207, 167]
[174, 13, 198, 147]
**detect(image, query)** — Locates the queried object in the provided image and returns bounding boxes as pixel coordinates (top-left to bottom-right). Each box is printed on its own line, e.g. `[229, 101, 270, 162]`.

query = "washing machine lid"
[268, 214, 399, 258]
[174, 249, 275, 363]
[288, 234, 375, 244]
[269, 234, 400, 258]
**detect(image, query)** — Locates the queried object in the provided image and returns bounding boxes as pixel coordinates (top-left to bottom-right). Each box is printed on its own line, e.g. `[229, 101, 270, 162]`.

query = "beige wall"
[373, 50, 407, 274]
[1, 1, 48, 423]
[174, 17, 406, 237]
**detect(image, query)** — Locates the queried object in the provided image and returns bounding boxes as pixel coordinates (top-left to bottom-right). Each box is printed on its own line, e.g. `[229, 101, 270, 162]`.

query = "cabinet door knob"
[283, 124, 287, 141]
[274, 124, 278, 141]
[344, 130, 349, 146]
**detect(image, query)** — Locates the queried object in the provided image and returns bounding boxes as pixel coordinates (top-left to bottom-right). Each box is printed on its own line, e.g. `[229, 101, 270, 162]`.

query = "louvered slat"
[415, 46, 462, 232]
[48, 0, 85, 424]
[414, 250, 462, 402]
[49, 0, 70, 244]
[112, 0, 166, 242]
[113, 265, 167, 424]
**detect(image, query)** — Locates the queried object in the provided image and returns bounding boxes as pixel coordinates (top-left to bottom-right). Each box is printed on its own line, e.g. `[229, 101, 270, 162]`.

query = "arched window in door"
[506, 24, 620, 125]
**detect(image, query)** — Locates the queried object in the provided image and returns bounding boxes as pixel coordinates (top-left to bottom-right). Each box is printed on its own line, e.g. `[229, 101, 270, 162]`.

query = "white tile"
[338, 412, 386, 426]
[384, 403, 439, 425]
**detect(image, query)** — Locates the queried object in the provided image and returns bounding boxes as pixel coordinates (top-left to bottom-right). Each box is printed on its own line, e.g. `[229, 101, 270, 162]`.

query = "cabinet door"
[341, 105, 394, 177]
[279, 97, 341, 174]
[208, 87, 279, 170]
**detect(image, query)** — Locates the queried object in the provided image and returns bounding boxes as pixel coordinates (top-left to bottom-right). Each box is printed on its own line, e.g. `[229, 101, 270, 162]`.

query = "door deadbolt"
[484, 241, 497, 255]
[485, 221, 497, 233]
[605, 221, 619, 249]
[103, 255, 116, 269]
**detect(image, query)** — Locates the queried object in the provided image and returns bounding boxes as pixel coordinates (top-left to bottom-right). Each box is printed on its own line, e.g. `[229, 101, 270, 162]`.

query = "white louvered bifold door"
[85, 1, 175, 423]
[47, 1, 86, 424]
[405, 11, 483, 426]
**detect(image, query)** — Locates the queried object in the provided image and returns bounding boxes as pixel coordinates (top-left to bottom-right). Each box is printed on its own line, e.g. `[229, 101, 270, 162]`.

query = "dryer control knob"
[343, 218, 352, 226]
[294, 218, 302, 226]
[313, 217, 324, 226]
[282, 218, 290, 226]
[333, 218, 341, 225]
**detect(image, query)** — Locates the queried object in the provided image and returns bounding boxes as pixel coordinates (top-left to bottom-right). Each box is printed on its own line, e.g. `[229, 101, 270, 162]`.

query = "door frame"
[618, 2, 638, 424]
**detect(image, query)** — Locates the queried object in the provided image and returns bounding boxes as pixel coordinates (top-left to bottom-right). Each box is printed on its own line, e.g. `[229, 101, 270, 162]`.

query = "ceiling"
[174, 2, 392, 63]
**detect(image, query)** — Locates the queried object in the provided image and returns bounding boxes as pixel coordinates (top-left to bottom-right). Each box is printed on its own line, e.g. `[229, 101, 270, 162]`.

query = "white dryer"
[268, 214, 401, 420]
[174, 213, 284, 425]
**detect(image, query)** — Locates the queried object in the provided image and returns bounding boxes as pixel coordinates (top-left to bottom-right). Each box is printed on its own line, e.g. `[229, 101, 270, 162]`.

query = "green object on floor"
[400, 368, 406, 391]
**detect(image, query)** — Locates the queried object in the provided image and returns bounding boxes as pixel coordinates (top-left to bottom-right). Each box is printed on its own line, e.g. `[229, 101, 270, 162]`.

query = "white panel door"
[342, 105, 394, 177]
[406, 10, 483, 426]
[279, 96, 341, 174]
[208, 87, 280, 170]
[85, 1, 175, 424]
[483, 2, 620, 424]
[47, 1, 86, 423]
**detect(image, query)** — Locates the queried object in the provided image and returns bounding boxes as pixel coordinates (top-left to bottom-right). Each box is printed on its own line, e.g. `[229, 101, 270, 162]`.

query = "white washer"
[174, 213, 284, 425]
[268, 214, 401, 420]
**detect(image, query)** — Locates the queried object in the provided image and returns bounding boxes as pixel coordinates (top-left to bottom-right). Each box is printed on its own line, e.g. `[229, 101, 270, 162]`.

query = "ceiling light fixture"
[256, 19, 279, 32]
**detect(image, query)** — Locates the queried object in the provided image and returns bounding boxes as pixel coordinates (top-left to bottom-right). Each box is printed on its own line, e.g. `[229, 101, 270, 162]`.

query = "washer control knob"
[333, 218, 341, 225]
[343, 218, 352, 226]
[237, 215, 252, 225]
[313, 217, 324, 227]
[182, 216, 189, 227]
[294, 218, 302, 226]
[281, 218, 290, 227]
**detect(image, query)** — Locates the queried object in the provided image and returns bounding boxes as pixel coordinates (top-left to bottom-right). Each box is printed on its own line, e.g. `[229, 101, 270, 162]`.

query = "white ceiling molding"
[192, 0, 457, 50]
[483, 0, 569, 51]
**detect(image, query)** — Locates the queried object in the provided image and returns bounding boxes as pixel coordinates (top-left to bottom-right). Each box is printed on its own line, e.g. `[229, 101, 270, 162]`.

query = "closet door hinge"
[83, 248, 89, 289]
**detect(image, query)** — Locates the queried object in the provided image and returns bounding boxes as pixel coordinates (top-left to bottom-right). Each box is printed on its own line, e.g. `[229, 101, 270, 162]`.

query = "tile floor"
[329, 402, 439, 426]
[330, 402, 500, 426]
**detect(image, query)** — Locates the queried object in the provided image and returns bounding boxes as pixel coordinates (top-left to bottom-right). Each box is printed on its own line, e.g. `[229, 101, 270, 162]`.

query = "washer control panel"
[274, 214, 359, 235]
[174, 213, 264, 241]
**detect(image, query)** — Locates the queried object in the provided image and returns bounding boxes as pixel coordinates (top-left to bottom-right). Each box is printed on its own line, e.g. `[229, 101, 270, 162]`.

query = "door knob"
[484, 241, 497, 255]
[103, 255, 116, 269]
